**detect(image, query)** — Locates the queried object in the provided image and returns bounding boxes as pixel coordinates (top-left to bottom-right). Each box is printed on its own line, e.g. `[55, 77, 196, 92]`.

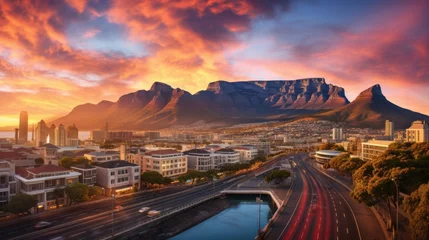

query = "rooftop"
[71, 164, 96, 169]
[0, 151, 26, 159]
[215, 148, 237, 153]
[315, 150, 344, 156]
[27, 164, 69, 174]
[41, 143, 59, 149]
[145, 149, 181, 156]
[85, 151, 119, 156]
[95, 160, 138, 168]
[184, 149, 210, 155]
[408, 120, 429, 130]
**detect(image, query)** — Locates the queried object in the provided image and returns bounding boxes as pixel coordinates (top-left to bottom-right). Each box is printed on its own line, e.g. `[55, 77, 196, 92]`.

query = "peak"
[150, 82, 173, 92]
[357, 84, 384, 99]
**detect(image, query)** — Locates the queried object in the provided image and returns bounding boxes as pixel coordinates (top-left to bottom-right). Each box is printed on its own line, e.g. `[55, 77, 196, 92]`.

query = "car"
[139, 207, 150, 213]
[34, 221, 52, 229]
[114, 205, 123, 212]
[147, 210, 161, 217]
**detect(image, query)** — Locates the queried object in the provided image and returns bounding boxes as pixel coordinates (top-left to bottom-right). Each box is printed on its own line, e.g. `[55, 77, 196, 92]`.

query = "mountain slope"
[315, 84, 429, 128]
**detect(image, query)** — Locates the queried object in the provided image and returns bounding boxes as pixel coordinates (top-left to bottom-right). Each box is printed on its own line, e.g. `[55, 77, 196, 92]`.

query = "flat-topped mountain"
[51, 78, 349, 130]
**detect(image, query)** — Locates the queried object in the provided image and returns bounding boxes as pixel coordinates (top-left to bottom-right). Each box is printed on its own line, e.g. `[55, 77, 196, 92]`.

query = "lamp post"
[391, 179, 399, 240]
[111, 194, 115, 236]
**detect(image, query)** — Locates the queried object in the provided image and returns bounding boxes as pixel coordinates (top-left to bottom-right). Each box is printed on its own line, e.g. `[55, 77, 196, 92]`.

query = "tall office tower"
[67, 124, 79, 139]
[406, 120, 429, 143]
[104, 122, 109, 141]
[384, 120, 395, 140]
[49, 124, 56, 145]
[15, 128, 19, 144]
[332, 128, 343, 141]
[55, 124, 67, 147]
[35, 120, 48, 147]
[31, 123, 34, 142]
[19, 111, 28, 143]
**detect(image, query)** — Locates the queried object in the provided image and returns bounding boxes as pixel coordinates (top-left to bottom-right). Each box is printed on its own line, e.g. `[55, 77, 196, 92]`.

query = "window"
[111, 179, 115, 184]
[134, 176, 139, 181]
[134, 168, 139, 173]
[110, 171, 115, 176]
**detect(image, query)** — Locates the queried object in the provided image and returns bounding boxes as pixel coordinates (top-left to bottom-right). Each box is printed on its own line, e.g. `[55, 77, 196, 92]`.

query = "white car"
[147, 210, 161, 217]
[139, 207, 150, 213]
[34, 221, 52, 229]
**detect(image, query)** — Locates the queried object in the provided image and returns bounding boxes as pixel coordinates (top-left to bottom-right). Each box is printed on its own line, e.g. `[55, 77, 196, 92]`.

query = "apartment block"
[143, 150, 187, 178]
[71, 164, 97, 185]
[94, 160, 140, 195]
[0, 161, 17, 206]
[362, 140, 394, 161]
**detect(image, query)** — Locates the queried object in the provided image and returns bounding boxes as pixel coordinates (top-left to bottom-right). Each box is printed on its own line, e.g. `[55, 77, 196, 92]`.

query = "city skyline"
[1, 0, 429, 127]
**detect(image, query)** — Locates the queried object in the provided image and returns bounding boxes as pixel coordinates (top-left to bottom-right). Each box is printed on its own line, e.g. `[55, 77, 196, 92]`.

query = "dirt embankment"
[132, 198, 230, 240]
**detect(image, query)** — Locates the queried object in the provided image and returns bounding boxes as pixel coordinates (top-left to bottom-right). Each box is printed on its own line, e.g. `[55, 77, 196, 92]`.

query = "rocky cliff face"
[51, 78, 350, 130]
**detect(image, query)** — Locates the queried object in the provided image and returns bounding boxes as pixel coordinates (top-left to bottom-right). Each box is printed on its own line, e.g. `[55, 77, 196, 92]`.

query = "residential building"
[314, 150, 344, 164]
[385, 120, 395, 140]
[55, 124, 67, 147]
[94, 160, 140, 195]
[14, 164, 80, 211]
[48, 124, 56, 145]
[19, 111, 28, 143]
[84, 151, 120, 163]
[0, 161, 17, 206]
[214, 148, 240, 165]
[362, 140, 394, 161]
[406, 120, 429, 143]
[232, 146, 258, 162]
[0, 139, 12, 150]
[108, 131, 133, 141]
[0, 149, 38, 167]
[184, 149, 218, 171]
[121, 146, 145, 169]
[332, 128, 343, 141]
[90, 130, 106, 142]
[67, 124, 79, 139]
[145, 132, 161, 140]
[71, 164, 97, 185]
[143, 150, 187, 178]
[35, 120, 48, 147]
[40, 144, 60, 165]
[67, 138, 79, 147]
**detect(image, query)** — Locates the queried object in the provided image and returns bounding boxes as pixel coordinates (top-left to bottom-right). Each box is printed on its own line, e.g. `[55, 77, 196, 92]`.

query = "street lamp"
[391, 179, 399, 240]
[111, 194, 115, 237]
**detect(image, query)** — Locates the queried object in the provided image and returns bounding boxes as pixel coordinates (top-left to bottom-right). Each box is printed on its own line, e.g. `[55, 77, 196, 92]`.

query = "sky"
[0, 0, 428, 127]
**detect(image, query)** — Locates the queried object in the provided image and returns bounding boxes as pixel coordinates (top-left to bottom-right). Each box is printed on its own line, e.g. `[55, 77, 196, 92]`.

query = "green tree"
[402, 183, 429, 240]
[265, 170, 291, 184]
[141, 171, 165, 187]
[59, 157, 90, 169]
[163, 177, 173, 185]
[88, 186, 102, 200]
[65, 183, 89, 206]
[2, 194, 37, 214]
[178, 170, 206, 185]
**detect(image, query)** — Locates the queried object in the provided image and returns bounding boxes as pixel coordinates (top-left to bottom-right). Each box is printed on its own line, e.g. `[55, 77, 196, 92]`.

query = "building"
[314, 150, 344, 164]
[108, 131, 133, 141]
[48, 124, 56, 144]
[35, 120, 48, 147]
[143, 150, 187, 178]
[90, 130, 106, 142]
[67, 138, 79, 147]
[214, 148, 240, 166]
[232, 146, 258, 163]
[71, 164, 97, 185]
[332, 128, 343, 141]
[184, 149, 218, 171]
[14, 164, 80, 211]
[94, 160, 140, 195]
[84, 151, 120, 163]
[361, 140, 394, 161]
[55, 124, 67, 147]
[145, 132, 161, 140]
[384, 120, 395, 140]
[121, 146, 145, 169]
[40, 144, 60, 165]
[19, 111, 28, 143]
[0, 161, 17, 206]
[67, 124, 79, 139]
[406, 120, 429, 143]
[14, 128, 18, 144]
[0, 139, 12, 150]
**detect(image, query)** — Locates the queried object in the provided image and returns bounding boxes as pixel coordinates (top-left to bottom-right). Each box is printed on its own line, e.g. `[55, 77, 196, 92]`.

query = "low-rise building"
[0, 161, 17, 206]
[71, 164, 97, 185]
[215, 148, 240, 166]
[94, 160, 140, 195]
[406, 120, 429, 143]
[14, 164, 80, 211]
[84, 151, 120, 163]
[232, 146, 258, 163]
[314, 150, 344, 164]
[362, 140, 394, 161]
[143, 150, 187, 178]
[40, 143, 60, 165]
[184, 149, 218, 171]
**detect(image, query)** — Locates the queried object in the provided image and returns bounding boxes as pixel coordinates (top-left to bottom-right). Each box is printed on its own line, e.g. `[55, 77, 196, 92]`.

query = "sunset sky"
[1, 0, 428, 127]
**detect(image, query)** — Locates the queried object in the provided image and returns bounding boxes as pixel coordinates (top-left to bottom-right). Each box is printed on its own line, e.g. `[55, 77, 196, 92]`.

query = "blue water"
[171, 197, 274, 240]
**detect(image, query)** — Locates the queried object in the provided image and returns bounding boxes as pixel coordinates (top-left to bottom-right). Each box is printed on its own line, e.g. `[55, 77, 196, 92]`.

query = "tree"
[65, 183, 89, 206]
[141, 171, 165, 187]
[2, 194, 37, 215]
[265, 170, 291, 184]
[329, 153, 350, 170]
[178, 170, 206, 185]
[53, 187, 64, 209]
[339, 158, 364, 178]
[88, 186, 102, 200]
[34, 158, 44, 165]
[319, 143, 345, 152]
[59, 157, 91, 169]
[163, 177, 173, 185]
[402, 183, 429, 240]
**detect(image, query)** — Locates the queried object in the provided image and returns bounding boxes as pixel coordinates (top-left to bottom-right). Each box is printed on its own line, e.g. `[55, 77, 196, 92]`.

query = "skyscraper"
[49, 124, 56, 145]
[35, 120, 48, 147]
[384, 120, 395, 140]
[55, 124, 66, 147]
[19, 111, 28, 143]
[67, 124, 79, 139]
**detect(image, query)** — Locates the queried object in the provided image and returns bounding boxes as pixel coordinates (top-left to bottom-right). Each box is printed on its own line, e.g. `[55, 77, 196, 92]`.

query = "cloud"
[82, 28, 101, 38]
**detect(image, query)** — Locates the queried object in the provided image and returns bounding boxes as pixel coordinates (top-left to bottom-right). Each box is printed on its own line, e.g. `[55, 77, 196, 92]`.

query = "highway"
[1, 155, 285, 240]
[269, 156, 385, 240]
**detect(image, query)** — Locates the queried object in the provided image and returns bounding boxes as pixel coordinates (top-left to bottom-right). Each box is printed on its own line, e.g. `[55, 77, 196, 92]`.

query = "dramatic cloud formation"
[0, 0, 427, 127]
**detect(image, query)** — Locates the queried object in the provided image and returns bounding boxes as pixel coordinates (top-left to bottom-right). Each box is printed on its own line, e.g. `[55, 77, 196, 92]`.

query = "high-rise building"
[35, 120, 48, 147]
[406, 120, 429, 143]
[67, 124, 79, 139]
[384, 120, 395, 140]
[90, 130, 106, 142]
[14, 128, 19, 144]
[19, 111, 28, 143]
[55, 124, 67, 147]
[48, 124, 56, 145]
[332, 128, 343, 141]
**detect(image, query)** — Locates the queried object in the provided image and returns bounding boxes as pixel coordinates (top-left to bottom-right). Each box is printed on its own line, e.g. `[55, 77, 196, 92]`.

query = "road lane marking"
[347, 228, 349, 234]
[334, 208, 336, 212]
[70, 231, 86, 238]
[317, 233, 319, 239]
[335, 213, 337, 217]
[336, 219, 338, 224]
[339, 201, 342, 205]
[301, 232, 304, 239]
[337, 227, 339, 232]
[343, 213, 346, 218]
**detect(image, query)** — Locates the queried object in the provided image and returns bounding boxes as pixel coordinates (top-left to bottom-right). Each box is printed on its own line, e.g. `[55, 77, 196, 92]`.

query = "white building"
[84, 151, 120, 163]
[0, 161, 17, 206]
[232, 146, 258, 163]
[314, 150, 344, 164]
[332, 128, 343, 141]
[55, 124, 66, 147]
[94, 160, 140, 195]
[184, 149, 218, 171]
[143, 150, 187, 178]
[362, 140, 394, 161]
[214, 148, 240, 166]
[406, 120, 429, 143]
[385, 120, 395, 140]
[14, 164, 80, 211]
[71, 164, 97, 185]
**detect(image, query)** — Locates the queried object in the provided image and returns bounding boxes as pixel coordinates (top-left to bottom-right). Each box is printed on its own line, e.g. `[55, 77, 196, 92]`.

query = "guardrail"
[98, 193, 222, 240]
